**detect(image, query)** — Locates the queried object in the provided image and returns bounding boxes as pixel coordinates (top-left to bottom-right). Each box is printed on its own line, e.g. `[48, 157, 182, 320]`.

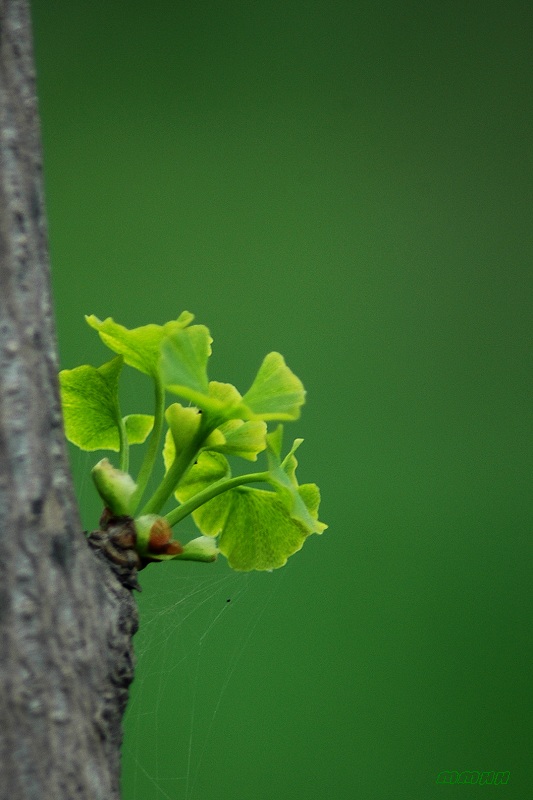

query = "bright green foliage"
[160, 326, 212, 398]
[59, 313, 326, 572]
[59, 356, 153, 452]
[161, 342, 306, 425]
[172, 435, 325, 570]
[203, 418, 267, 461]
[241, 352, 306, 420]
[85, 312, 194, 377]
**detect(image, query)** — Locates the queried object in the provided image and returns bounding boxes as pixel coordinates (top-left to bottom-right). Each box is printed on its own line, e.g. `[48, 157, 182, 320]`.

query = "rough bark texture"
[0, 3, 138, 798]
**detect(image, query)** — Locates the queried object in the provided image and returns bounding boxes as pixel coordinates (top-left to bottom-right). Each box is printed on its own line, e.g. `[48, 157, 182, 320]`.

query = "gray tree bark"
[0, 2, 138, 798]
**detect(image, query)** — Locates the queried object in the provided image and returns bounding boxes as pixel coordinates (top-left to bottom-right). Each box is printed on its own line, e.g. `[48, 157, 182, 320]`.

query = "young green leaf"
[187, 480, 314, 571]
[203, 418, 267, 461]
[163, 349, 305, 426]
[162, 380, 244, 429]
[203, 381, 245, 423]
[241, 352, 306, 420]
[265, 428, 326, 535]
[124, 414, 155, 444]
[61, 312, 326, 572]
[159, 325, 212, 401]
[59, 356, 154, 452]
[173, 451, 231, 500]
[217, 488, 312, 571]
[174, 447, 325, 571]
[59, 356, 124, 451]
[86, 312, 194, 378]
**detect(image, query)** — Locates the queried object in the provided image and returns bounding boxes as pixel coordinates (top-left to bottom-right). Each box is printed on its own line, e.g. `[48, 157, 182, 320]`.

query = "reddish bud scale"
[164, 540, 183, 555]
[148, 518, 183, 555]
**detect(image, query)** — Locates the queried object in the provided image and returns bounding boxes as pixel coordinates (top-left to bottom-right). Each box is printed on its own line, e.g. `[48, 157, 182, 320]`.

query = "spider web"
[71, 449, 283, 800]
[121, 560, 283, 800]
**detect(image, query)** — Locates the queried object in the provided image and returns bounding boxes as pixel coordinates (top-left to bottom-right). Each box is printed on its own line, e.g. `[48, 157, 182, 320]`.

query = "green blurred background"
[31, 1, 532, 798]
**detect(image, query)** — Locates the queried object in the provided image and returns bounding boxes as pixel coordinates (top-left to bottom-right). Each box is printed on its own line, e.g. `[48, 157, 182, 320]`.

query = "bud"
[91, 458, 137, 516]
[177, 535, 218, 563]
[135, 514, 183, 558]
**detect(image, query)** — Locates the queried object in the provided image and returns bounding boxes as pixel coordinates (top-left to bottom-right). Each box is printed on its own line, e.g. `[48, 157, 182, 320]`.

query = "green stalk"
[118, 416, 129, 473]
[141, 432, 206, 515]
[139, 415, 219, 516]
[164, 470, 269, 528]
[131, 378, 165, 512]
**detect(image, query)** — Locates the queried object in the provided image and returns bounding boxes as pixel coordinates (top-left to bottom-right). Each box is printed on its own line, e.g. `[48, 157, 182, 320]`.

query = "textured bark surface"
[0, 2, 138, 798]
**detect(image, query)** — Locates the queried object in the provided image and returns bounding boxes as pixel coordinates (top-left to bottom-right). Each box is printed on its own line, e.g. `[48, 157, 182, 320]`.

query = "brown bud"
[164, 540, 183, 555]
[148, 518, 173, 553]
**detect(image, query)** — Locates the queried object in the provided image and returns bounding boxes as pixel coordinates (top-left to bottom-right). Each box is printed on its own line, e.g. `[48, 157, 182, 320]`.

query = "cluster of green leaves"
[59, 314, 326, 571]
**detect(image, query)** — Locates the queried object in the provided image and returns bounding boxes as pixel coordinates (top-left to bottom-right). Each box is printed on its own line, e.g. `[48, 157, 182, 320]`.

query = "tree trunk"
[0, 2, 138, 798]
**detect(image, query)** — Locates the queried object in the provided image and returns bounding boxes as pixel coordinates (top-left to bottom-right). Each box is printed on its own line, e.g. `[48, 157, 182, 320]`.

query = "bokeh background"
[31, 1, 532, 798]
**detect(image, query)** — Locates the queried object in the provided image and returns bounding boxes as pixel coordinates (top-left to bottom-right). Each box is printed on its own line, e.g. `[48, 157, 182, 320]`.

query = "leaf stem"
[164, 471, 269, 528]
[138, 416, 212, 516]
[131, 378, 165, 512]
[118, 416, 129, 473]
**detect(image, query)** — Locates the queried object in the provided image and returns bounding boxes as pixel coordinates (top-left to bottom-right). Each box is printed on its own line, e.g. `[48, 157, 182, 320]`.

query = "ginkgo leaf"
[163, 350, 305, 426]
[175, 451, 231, 501]
[241, 352, 306, 420]
[86, 312, 194, 377]
[217, 488, 310, 571]
[162, 378, 246, 430]
[124, 414, 154, 444]
[59, 356, 154, 452]
[265, 428, 326, 534]
[203, 419, 267, 461]
[59, 357, 123, 451]
[159, 325, 212, 399]
[174, 446, 325, 571]
[190, 483, 314, 571]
